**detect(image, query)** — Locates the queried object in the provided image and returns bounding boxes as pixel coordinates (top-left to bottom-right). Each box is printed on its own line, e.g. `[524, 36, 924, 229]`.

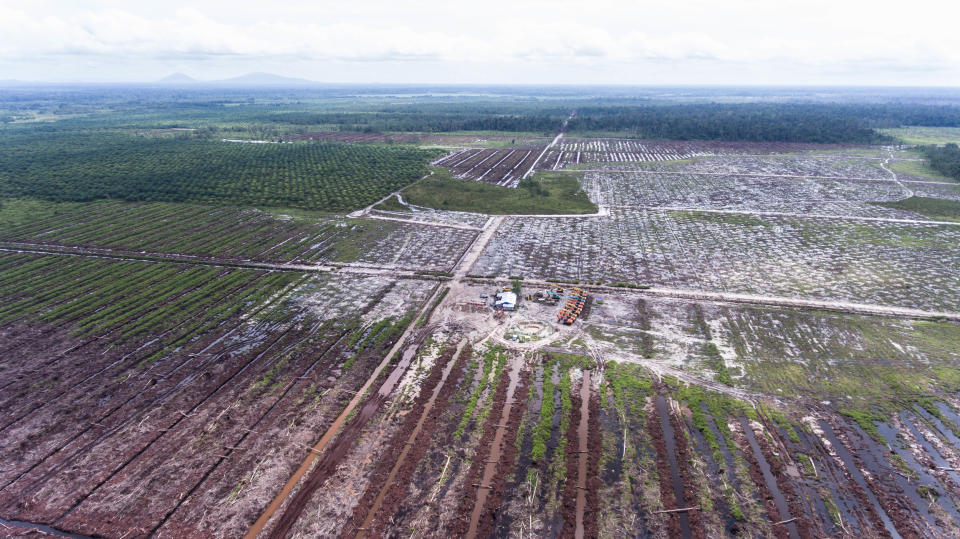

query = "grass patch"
[889, 158, 956, 181]
[531, 359, 558, 463]
[890, 454, 919, 479]
[839, 408, 883, 440]
[668, 209, 770, 227]
[881, 127, 960, 146]
[401, 167, 597, 215]
[0, 198, 86, 228]
[372, 194, 412, 212]
[873, 196, 960, 222]
[454, 345, 507, 438]
[543, 350, 594, 371]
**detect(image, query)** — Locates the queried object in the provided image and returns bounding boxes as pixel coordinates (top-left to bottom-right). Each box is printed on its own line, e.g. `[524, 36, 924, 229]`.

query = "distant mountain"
[214, 72, 315, 86]
[157, 72, 197, 84]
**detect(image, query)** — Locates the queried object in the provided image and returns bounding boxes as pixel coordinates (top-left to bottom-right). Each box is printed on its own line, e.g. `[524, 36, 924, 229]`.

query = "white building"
[495, 291, 517, 311]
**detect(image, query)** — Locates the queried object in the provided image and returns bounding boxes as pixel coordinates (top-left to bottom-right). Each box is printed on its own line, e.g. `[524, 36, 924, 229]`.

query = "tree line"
[265, 102, 960, 145]
[923, 143, 960, 181]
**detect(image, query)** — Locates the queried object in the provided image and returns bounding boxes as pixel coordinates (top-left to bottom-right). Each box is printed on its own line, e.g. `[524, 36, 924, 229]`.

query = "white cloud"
[0, 0, 958, 84]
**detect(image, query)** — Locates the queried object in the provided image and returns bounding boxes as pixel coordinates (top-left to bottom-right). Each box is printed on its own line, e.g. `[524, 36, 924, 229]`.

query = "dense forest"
[565, 103, 960, 144]
[0, 132, 439, 211]
[262, 102, 960, 144]
[923, 143, 960, 181]
[264, 111, 564, 134]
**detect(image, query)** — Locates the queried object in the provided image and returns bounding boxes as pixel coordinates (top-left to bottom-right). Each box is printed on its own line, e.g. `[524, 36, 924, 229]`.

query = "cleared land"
[433, 148, 542, 186]
[4, 125, 960, 539]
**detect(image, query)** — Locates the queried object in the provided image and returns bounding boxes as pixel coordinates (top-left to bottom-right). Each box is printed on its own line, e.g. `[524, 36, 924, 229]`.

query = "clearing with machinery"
[2, 87, 960, 538]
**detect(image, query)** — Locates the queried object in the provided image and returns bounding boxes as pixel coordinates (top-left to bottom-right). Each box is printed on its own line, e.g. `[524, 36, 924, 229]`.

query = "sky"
[1, 0, 959, 86]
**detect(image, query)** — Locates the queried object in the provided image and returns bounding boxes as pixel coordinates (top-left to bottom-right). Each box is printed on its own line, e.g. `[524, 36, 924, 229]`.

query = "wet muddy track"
[467, 364, 529, 539]
[830, 418, 922, 539]
[683, 407, 738, 534]
[343, 343, 465, 537]
[561, 377, 586, 538]
[254, 324, 439, 539]
[738, 418, 803, 539]
[451, 355, 529, 539]
[560, 371, 600, 539]
[816, 419, 898, 537]
[649, 392, 705, 539]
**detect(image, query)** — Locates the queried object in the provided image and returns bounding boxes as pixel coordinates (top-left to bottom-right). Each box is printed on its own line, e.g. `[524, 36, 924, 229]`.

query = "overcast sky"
[2, 0, 959, 85]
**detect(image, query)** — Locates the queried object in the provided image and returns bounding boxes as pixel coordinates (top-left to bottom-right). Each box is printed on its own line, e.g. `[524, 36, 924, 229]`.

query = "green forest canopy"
[0, 132, 440, 212]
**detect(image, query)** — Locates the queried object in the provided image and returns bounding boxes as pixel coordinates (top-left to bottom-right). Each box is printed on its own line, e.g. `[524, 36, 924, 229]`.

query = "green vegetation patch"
[874, 196, 960, 222]
[0, 199, 341, 264]
[372, 194, 412, 212]
[0, 132, 440, 212]
[401, 168, 597, 215]
[882, 126, 960, 146]
[0, 252, 302, 365]
[668, 210, 770, 228]
[921, 143, 960, 182]
[454, 345, 507, 438]
[0, 198, 87, 229]
[888, 158, 956, 182]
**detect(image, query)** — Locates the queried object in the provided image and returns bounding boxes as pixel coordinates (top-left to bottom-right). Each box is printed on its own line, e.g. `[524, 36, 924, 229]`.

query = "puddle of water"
[494, 364, 544, 539]
[876, 421, 956, 533]
[655, 394, 690, 539]
[687, 405, 737, 533]
[915, 405, 960, 453]
[378, 345, 418, 398]
[739, 417, 800, 539]
[466, 354, 525, 539]
[790, 429, 847, 536]
[574, 371, 591, 539]
[355, 343, 463, 537]
[901, 412, 960, 486]
[819, 420, 901, 539]
[935, 402, 960, 435]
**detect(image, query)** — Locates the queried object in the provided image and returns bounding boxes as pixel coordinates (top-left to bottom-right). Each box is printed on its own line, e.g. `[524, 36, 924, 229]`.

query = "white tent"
[495, 291, 517, 311]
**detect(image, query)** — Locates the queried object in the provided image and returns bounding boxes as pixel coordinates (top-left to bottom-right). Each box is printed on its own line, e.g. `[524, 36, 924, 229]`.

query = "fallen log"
[653, 506, 698, 514]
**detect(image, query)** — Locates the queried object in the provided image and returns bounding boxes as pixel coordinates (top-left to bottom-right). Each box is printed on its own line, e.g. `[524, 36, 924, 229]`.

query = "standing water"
[574, 371, 592, 539]
[466, 354, 525, 539]
[655, 394, 691, 539]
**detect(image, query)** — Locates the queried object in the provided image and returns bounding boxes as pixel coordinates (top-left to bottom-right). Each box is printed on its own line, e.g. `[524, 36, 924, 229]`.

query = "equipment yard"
[3, 88, 960, 538]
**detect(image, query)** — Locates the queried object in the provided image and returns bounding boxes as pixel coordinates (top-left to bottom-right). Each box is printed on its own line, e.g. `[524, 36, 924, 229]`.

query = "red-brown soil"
[341, 344, 464, 537]
[647, 399, 681, 537]
[449, 362, 530, 538]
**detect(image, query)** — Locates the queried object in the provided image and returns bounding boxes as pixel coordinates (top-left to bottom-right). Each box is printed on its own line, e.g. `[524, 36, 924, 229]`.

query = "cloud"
[1, 0, 959, 84]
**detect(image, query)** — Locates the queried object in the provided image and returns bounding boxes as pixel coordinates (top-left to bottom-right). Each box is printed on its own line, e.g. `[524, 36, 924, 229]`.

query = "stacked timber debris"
[557, 287, 587, 325]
